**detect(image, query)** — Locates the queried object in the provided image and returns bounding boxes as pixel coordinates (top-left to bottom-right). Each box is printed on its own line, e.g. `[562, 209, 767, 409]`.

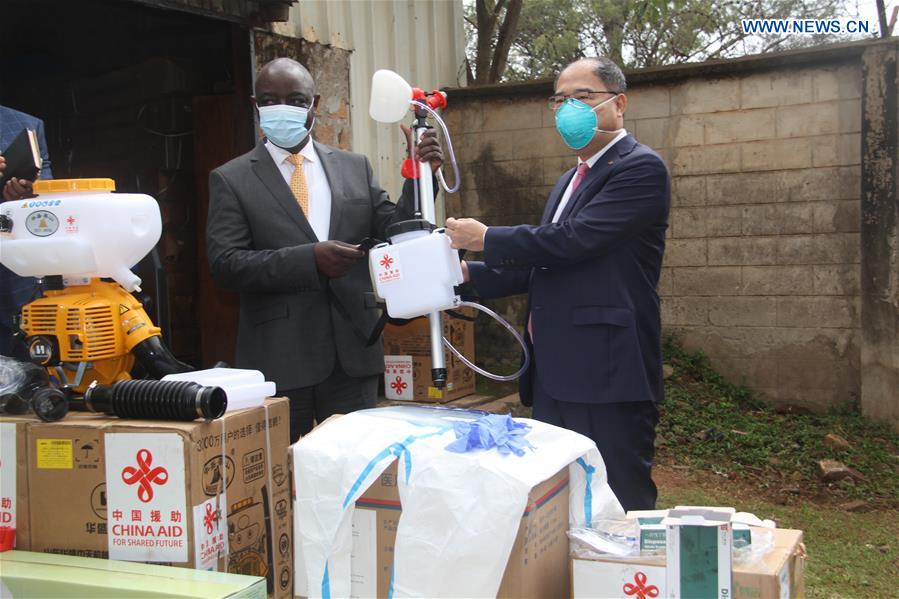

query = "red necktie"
[570, 162, 590, 194]
[528, 162, 591, 343]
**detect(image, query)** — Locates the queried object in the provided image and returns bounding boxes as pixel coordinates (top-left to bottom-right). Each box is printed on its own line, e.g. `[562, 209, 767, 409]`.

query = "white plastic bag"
[292, 406, 624, 598]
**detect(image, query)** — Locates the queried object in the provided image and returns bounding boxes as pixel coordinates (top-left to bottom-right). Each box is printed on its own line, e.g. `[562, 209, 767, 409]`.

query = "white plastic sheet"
[292, 406, 624, 598]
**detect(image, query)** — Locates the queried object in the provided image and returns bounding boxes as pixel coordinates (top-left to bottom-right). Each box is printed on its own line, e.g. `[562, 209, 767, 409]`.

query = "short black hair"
[556, 57, 627, 93]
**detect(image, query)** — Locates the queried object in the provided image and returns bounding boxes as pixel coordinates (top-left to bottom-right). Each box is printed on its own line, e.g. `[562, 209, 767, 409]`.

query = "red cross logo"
[122, 448, 169, 503]
[390, 376, 407, 394]
[379, 254, 394, 270]
[203, 503, 220, 534]
[623, 572, 659, 599]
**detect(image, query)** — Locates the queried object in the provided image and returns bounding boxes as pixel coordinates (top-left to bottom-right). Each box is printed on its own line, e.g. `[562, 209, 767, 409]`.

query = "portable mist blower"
[0, 178, 223, 421]
[367, 69, 530, 386]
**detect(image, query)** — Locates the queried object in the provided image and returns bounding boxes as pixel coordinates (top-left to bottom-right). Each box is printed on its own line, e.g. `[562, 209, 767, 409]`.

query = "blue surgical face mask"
[554, 96, 620, 150]
[258, 104, 312, 148]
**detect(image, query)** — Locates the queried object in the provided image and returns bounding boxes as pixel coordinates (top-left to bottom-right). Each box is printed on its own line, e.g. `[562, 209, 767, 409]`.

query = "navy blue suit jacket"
[0, 106, 53, 353]
[468, 135, 670, 406]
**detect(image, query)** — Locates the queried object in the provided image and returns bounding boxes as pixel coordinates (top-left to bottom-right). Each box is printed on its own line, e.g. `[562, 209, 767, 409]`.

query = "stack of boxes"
[0, 398, 292, 598]
[571, 507, 806, 599]
[382, 309, 476, 403]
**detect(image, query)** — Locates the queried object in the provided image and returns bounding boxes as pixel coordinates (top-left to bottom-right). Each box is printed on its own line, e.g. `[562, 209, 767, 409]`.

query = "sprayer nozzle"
[431, 368, 447, 389]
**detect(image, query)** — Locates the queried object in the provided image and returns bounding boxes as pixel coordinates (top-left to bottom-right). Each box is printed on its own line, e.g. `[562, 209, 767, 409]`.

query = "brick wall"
[443, 41, 898, 422]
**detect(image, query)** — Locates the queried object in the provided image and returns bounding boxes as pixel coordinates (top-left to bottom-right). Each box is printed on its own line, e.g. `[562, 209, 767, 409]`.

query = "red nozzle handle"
[427, 91, 447, 110]
[401, 158, 420, 179]
[410, 88, 448, 111]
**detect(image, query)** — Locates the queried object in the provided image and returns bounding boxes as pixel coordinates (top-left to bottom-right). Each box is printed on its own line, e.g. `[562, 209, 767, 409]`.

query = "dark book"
[1, 128, 42, 189]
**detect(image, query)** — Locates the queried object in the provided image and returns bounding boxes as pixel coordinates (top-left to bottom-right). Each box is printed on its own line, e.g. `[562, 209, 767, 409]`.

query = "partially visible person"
[445, 57, 670, 511]
[0, 105, 54, 358]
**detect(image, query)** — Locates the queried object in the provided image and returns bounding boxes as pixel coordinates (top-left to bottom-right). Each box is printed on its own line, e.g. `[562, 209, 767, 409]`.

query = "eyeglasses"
[548, 90, 619, 110]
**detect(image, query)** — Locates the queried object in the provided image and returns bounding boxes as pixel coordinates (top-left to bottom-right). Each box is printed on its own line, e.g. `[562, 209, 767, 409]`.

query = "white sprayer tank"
[369, 226, 464, 320]
[0, 178, 161, 291]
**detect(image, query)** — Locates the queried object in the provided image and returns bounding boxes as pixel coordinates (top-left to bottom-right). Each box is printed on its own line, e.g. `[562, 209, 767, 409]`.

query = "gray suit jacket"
[206, 140, 416, 390]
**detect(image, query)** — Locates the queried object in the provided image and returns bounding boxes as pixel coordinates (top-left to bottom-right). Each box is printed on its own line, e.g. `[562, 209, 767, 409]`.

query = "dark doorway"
[1, 0, 251, 366]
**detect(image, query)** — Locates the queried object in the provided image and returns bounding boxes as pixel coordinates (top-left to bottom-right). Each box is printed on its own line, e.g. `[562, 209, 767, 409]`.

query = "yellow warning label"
[427, 387, 444, 400]
[119, 304, 130, 314]
[37, 439, 73, 469]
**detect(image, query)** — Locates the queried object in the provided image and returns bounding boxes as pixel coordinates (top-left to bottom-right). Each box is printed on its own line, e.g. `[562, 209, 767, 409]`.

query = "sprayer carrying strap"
[325, 285, 419, 347]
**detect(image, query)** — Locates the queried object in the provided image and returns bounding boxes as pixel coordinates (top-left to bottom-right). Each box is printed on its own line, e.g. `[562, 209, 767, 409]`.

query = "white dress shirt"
[265, 139, 332, 241]
[551, 129, 628, 223]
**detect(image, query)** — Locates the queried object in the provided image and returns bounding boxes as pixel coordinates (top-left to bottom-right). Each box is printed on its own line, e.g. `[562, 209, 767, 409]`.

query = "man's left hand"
[445, 217, 487, 252]
[401, 124, 443, 173]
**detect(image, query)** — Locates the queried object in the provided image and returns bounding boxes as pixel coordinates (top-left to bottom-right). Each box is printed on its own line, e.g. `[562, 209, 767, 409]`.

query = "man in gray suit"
[207, 58, 442, 442]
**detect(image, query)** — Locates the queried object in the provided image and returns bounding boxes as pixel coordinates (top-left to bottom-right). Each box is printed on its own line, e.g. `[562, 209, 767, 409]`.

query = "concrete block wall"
[442, 42, 899, 418]
[642, 63, 863, 409]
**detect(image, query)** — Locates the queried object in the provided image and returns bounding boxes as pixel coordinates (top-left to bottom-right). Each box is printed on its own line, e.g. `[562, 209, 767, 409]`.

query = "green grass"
[657, 337, 899, 596]
[475, 376, 518, 400]
[658, 337, 899, 506]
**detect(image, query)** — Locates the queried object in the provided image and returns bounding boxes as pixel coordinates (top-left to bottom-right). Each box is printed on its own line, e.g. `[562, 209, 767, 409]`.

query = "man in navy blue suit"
[446, 57, 670, 511]
[0, 105, 54, 358]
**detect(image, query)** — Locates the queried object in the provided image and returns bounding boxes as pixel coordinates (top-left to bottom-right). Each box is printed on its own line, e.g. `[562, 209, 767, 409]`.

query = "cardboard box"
[0, 414, 40, 550]
[571, 528, 805, 599]
[23, 398, 292, 599]
[733, 528, 805, 599]
[0, 549, 265, 598]
[572, 554, 667, 599]
[664, 510, 732, 599]
[382, 310, 476, 403]
[352, 461, 570, 598]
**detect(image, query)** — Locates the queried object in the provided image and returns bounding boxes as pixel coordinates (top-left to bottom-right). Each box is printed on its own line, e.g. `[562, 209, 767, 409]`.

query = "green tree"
[466, 0, 524, 84]
[467, 0, 868, 83]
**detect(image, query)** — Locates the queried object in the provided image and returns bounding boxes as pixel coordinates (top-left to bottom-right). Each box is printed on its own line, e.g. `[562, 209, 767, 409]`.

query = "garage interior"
[1, 0, 257, 367]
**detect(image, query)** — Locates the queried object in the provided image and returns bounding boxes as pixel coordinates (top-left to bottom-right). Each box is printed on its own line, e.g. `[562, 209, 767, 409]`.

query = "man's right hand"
[314, 240, 364, 279]
[3, 177, 35, 201]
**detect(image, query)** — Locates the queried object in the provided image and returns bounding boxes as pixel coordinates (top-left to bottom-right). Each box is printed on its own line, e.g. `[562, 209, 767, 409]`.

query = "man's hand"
[460, 260, 470, 283]
[314, 240, 364, 279]
[401, 124, 443, 173]
[1, 152, 37, 201]
[445, 217, 487, 252]
[3, 177, 35, 202]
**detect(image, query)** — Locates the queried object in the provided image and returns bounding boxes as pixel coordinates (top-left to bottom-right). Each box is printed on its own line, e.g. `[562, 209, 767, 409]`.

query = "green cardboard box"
[664, 510, 733, 599]
[629, 509, 753, 554]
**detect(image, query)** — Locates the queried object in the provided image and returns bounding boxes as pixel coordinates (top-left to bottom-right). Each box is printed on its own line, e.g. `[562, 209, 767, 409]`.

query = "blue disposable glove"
[445, 413, 534, 456]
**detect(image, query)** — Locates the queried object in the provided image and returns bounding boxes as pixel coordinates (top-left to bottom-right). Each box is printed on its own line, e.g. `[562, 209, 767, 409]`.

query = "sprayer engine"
[21, 279, 165, 392]
[1, 178, 191, 399]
